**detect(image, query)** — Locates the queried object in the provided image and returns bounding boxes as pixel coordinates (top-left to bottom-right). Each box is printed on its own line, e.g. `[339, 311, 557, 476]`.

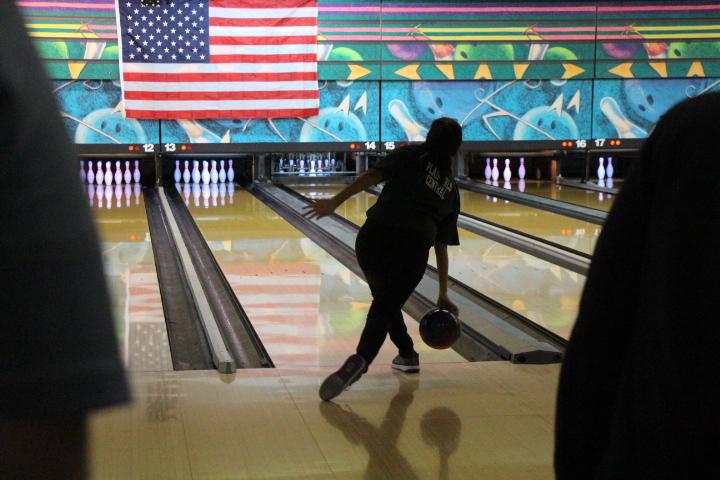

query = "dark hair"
[424, 117, 463, 175]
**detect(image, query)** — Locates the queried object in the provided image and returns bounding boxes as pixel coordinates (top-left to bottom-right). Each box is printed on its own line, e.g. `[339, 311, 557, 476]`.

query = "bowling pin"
[518, 179, 526, 192]
[114, 161, 123, 185]
[227, 160, 235, 183]
[607, 178, 614, 189]
[219, 160, 227, 183]
[192, 160, 201, 184]
[518, 157, 526, 180]
[104, 161, 113, 186]
[600, 97, 648, 138]
[484, 158, 492, 180]
[503, 159, 512, 182]
[491, 158, 499, 182]
[124, 161, 132, 184]
[87, 161, 95, 184]
[606, 157, 614, 179]
[96, 161, 104, 185]
[201, 161, 210, 185]
[210, 160, 219, 184]
[597, 157, 606, 180]
[133, 160, 141, 183]
[388, 99, 428, 141]
[183, 160, 191, 183]
[80, 160, 86, 183]
[174, 160, 182, 183]
[88, 184, 95, 207]
[503, 179, 511, 190]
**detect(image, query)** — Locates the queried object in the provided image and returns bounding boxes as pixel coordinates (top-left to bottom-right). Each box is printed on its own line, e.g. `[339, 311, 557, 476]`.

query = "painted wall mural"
[382, 80, 592, 142]
[21, 1, 720, 144]
[160, 80, 379, 144]
[54, 80, 160, 144]
[592, 78, 720, 139]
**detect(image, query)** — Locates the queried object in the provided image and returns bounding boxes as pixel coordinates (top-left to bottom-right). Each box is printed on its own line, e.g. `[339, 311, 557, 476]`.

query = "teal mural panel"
[160, 81, 380, 144]
[381, 79, 592, 142]
[54, 80, 160, 144]
[592, 78, 720, 139]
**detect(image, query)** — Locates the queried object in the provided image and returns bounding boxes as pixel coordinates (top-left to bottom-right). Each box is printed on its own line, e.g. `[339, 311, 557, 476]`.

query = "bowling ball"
[75, 108, 148, 144]
[299, 107, 368, 142]
[622, 79, 705, 125]
[643, 42, 668, 57]
[544, 47, 578, 61]
[387, 43, 428, 61]
[668, 41, 720, 59]
[328, 47, 363, 62]
[513, 105, 579, 141]
[419, 308, 461, 349]
[601, 41, 641, 59]
[454, 43, 514, 61]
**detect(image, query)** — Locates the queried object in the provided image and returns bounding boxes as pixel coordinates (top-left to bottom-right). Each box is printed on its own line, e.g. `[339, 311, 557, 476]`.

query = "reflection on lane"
[183, 189, 464, 368]
[295, 185, 584, 339]
[459, 189, 601, 255]
[87, 184, 172, 372]
[472, 179, 615, 212]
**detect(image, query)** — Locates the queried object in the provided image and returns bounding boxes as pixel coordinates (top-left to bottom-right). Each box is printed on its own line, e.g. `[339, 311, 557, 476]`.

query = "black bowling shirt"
[0, 3, 129, 418]
[367, 145, 460, 247]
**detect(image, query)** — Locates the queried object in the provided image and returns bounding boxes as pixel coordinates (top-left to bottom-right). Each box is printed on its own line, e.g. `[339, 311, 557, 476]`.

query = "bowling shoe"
[391, 353, 420, 373]
[319, 354, 368, 401]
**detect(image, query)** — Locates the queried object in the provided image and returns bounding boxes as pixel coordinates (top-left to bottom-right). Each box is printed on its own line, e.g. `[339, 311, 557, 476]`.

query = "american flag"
[115, 0, 319, 119]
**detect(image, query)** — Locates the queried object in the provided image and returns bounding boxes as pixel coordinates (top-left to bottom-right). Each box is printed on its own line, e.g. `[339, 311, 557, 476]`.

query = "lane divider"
[157, 187, 236, 374]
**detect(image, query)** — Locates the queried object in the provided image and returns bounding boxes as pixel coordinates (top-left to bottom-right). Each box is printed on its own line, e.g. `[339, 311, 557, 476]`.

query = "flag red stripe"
[124, 90, 319, 101]
[210, 35, 316, 45]
[211, 53, 317, 63]
[125, 107, 319, 119]
[211, 0, 318, 8]
[209, 17, 317, 27]
[123, 71, 317, 82]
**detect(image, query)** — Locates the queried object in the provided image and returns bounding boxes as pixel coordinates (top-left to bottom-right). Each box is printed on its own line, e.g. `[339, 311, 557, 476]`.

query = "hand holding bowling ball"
[420, 308, 461, 350]
[437, 293, 459, 316]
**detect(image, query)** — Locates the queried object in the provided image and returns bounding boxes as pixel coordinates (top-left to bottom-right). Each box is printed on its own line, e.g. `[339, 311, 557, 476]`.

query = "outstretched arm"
[434, 241, 459, 316]
[302, 169, 384, 220]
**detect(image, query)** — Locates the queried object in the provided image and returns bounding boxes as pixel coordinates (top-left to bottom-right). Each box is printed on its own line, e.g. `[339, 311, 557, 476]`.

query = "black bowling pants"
[354, 219, 430, 365]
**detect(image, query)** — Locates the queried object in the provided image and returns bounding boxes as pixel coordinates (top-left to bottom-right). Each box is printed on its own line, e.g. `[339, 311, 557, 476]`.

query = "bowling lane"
[459, 188, 601, 255]
[87, 183, 173, 372]
[298, 185, 601, 256]
[181, 186, 465, 368]
[295, 185, 586, 339]
[471, 179, 616, 212]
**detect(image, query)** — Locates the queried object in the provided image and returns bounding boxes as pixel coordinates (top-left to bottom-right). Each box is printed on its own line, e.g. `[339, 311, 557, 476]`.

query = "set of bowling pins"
[174, 159, 234, 185]
[178, 182, 235, 209]
[278, 153, 336, 175]
[87, 182, 142, 209]
[81, 160, 142, 186]
[484, 157, 526, 183]
[596, 157, 614, 180]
